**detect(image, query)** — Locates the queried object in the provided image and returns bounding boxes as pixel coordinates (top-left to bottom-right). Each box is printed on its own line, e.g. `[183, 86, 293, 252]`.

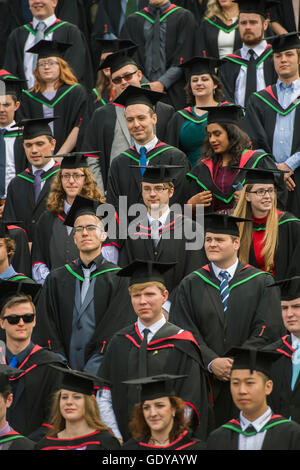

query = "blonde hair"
[46, 167, 105, 216]
[31, 57, 78, 93]
[129, 281, 167, 295]
[234, 184, 279, 272]
[205, 0, 237, 22]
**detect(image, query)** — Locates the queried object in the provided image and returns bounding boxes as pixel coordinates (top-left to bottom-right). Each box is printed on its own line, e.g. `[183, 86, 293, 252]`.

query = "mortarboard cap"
[198, 104, 244, 125]
[117, 259, 175, 286]
[50, 365, 108, 395]
[227, 346, 281, 377]
[114, 85, 163, 109]
[266, 32, 300, 53]
[232, 166, 288, 185]
[268, 276, 300, 301]
[26, 39, 72, 59]
[0, 364, 24, 393]
[131, 164, 184, 183]
[99, 45, 138, 74]
[205, 213, 252, 236]
[0, 220, 27, 238]
[51, 151, 101, 170]
[95, 38, 136, 55]
[0, 280, 41, 312]
[178, 56, 224, 78]
[16, 117, 57, 140]
[233, 0, 279, 17]
[0, 70, 26, 100]
[63, 194, 101, 227]
[123, 374, 187, 401]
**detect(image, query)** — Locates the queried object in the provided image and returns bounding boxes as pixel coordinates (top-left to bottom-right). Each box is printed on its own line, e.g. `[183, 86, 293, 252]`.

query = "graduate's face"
[245, 184, 275, 217]
[37, 56, 61, 83]
[0, 393, 13, 428]
[59, 389, 86, 423]
[281, 298, 300, 337]
[0, 95, 20, 128]
[61, 168, 86, 202]
[206, 123, 230, 155]
[190, 74, 217, 100]
[141, 182, 173, 214]
[204, 232, 240, 267]
[230, 369, 273, 420]
[238, 13, 268, 47]
[29, 0, 58, 19]
[125, 104, 157, 145]
[273, 49, 300, 82]
[23, 135, 56, 169]
[73, 214, 107, 254]
[111, 65, 142, 97]
[0, 302, 36, 344]
[0, 238, 9, 266]
[149, 0, 169, 7]
[142, 396, 175, 435]
[130, 285, 168, 326]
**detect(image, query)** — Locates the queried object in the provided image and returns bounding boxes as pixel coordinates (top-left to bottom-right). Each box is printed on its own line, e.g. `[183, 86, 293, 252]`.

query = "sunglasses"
[3, 314, 36, 325]
[111, 70, 138, 85]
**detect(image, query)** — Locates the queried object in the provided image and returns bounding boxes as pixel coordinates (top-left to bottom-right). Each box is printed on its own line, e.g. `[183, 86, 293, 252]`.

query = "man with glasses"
[35, 194, 136, 375]
[0, 281, 66, 442]
[82, 45, 175, 193]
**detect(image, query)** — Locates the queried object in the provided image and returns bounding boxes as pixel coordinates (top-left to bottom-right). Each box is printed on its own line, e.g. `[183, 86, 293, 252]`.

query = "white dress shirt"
[135, 136, 159, 155]
[238, 406, 272, 450]
[0, 121, 18, 195]
[211, 258, 239, 282]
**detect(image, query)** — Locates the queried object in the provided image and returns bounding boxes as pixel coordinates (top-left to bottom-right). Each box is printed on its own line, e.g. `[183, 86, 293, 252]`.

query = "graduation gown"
[122, 430, 206, 450]
[218, 44, 277, 104]
[19, 84, 89, 153]
[186, 149, 284, 214]
[120, 4, 196, 110]
[118, 211, 206, 300]
[98, 320, 213, 442]
[3, 18, 94, 90]
[264, 334, 300, 425]
[206, 414, 300, 450]
[0, 429, 35, 450]
[169, 261, 284, 425]
[8, 224, 32, 277]
[34, 255, 136, 366]
[195, 16, 242, 58]
[5, 344, 65, 441]
[35, 429, 121, 450]
[82, 101, 175, 191]
[3, 127, 27, 186]
[243, 84, 300, 217]
[106, 140, 191, 213]
[3, 163, 61, 241]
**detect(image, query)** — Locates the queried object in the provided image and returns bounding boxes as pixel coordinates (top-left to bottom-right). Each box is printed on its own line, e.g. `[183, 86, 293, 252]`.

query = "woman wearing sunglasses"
[233, 167, 300, 280]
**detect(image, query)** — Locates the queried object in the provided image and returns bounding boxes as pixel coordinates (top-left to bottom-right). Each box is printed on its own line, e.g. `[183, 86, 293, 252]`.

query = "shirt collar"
[32, 158, 55, 175]
[0, 264, 18, 280]
[138, 314, 166, 336]
[33, 14, 56, 29]
[147, 207, 170, 226]
[242, 40, 267, 58]
[211, 258, 239, 281]
[135, 136, 158, 154]
[0, 121, 16, 132]
[291, 333, 300, 350]
[148, 1, 171, 16]
[277, 77, 300, 92]
[240, 406, 272, 432]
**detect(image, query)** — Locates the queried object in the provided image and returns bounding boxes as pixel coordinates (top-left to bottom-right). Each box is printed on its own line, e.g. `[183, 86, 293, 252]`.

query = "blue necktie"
[33, 169, 44, 202]
[139, 146, 147, 176]
[0, 129, 6, 197]
[219, 270, 230, 312]
[291, 343, 300, 390]
[9, 356, 18, 368]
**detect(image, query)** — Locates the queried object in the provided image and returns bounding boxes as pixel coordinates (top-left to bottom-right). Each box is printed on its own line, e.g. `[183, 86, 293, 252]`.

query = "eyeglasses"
[142, 185, 169, 194]
[61, 173, 85, 181]
[3, 314, 36, 325]
[73, 225, 102, 234]
[37, 60, 59, 68]
[111, 70, 138, 85]
[247, 188, 275, 197]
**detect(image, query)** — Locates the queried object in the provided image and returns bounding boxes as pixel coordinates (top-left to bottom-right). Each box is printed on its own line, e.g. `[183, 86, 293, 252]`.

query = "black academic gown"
[264, 334, 300, 425]
[186, 149, 285, 214]
[0, 429, 35, 450]
[268, 0, 299, 32]
[35, 429, 121, 450]
[106, 140, 191, 214]
[195, 16, 242, 58]
[3, 163, 61, 241]
[82, 101, 175, 191]
[19, 84, 89, 153]
[5, 344, 65, 442]
[3, 127, 27, 181]
[120, 4, 196, 110]
[122, 429, 207, 450]
[8, 224, 31, 277]
[206, 414, 300, 450]
[98, 320, 213, 442]
[3, 19, 94, 90]
[218, 44, 277, 104]
[169, 261, 284, 426]
[118, 211, 206, 300]
[34, 255, 136, 367]
[243, 84, 300, 217]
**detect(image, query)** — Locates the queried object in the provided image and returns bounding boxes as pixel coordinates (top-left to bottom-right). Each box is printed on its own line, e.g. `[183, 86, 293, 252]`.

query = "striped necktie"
[139, 146, 147, 176]
[219, 270, 230, 312]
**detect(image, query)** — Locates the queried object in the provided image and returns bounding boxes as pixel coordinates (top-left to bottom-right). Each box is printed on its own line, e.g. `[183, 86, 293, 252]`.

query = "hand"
[234, 190, 242, 201]
[187, 190, 213, 207]
[210, 357, 234, 381]
[276, 162, 295, 191]
[149, 81, 165, 92]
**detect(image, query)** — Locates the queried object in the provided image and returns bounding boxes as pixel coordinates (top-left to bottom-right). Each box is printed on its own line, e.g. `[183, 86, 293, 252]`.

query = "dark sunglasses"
[3, 314, 36, 325]
[111, 70, 138, 85]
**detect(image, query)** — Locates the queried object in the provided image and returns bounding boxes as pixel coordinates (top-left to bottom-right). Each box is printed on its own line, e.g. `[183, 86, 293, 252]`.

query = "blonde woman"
[19, 40, 89, 155]
[234, 167, 300, 279]
[195, 0, 242, 58]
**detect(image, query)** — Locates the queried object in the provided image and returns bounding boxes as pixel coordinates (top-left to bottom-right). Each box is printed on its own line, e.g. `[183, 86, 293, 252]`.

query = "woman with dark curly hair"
[166, 56, 227, 168]
[31, 153, 106, 284]
[122, 375, 206, 450]
[186, 105, 282, 214]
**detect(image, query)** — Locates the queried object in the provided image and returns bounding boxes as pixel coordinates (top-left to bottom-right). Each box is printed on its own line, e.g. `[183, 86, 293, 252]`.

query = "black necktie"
[138, 328, 150, 378]
[244, 424, 256, 435]
[152, 9, 161, 76]
[245, 49, 257, 105]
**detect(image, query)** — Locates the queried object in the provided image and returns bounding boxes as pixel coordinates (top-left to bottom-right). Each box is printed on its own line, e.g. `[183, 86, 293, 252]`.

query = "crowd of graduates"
[1, 0, 300, 453]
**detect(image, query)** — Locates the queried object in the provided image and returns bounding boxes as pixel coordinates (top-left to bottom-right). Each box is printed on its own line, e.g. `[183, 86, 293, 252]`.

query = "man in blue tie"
[170, 212, 284, 427]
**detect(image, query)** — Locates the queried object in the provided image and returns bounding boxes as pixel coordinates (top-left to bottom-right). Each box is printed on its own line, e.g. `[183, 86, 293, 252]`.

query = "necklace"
[149, 436, 170, 446]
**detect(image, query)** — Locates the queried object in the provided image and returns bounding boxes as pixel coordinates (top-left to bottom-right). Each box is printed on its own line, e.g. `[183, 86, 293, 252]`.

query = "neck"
[222, 4, 239, 20]
[139, 313, 164, 328]
[279, 74, 299, 87]
[219, 152, 232, 166]
[0, 419, 8, 432]
[66, 195, 76, 206]
[150, 421, 173, 446]
[80, 248, 101, 268]
[242, 403, 269, 423]
[0, 260, 11, 275]
[148, 203, 169, 219]
[251, 207, 270, 219]
[195, 95, 218, 112]
[136, 134, 156, 147]
[60, 419, 95, 439]
[6, 337, 31, 356]
[213, 257, 237, 270]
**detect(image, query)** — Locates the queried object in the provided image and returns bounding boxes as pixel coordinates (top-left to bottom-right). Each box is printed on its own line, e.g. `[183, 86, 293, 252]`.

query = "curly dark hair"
[201, 122, 252, 168]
